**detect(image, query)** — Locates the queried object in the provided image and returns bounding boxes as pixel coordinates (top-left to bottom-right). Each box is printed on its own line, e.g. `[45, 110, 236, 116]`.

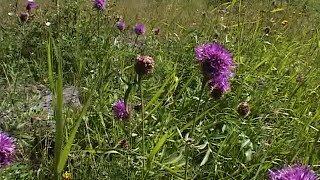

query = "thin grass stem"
[184, 80, 206, 180]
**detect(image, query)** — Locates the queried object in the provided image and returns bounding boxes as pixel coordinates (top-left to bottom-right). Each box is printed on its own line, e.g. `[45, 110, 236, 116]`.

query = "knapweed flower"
[26, 0, 37, 11]
[116, 21, 125, 31]
[134, 24, 146, 35]
[113, 100, 129, 121]
[0, 132, 15, 168]
[269, 164, 318, 180]
[93, 0, 107, 10]
[135, 55, 155, 76]
[195, 43, 235, 98]
[20, 12, 29, 22]
[154, 28, 160, 35]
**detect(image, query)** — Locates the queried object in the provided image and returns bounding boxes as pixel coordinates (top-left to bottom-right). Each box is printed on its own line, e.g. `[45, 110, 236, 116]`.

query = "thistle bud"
[210, 86, 224, 99]
[237, 102, 250, 117]
[119, 139, 129, 150]
[20, 12, 29, 22]
[135, 55, 155, 76]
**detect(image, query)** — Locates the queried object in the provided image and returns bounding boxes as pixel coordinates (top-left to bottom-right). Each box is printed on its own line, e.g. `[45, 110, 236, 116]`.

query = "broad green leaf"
[147, 132, 169, 168]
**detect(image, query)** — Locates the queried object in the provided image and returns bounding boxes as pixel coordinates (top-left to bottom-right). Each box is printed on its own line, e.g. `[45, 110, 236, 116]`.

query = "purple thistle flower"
[26, 0, 37, 11]
[93, 0, 107, 10]
[134, 24, 146, 35]
[269, 164, 318, 180]
[195, 43, 235, 98]
[154, 28, 160, 35]
[113, 100, 129, 121]
[0, 133, 15, 168]
[116, 21, 126, 31]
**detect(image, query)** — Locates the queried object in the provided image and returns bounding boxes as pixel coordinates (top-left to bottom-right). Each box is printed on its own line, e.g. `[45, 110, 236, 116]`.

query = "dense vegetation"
[0, 0, 319, 179]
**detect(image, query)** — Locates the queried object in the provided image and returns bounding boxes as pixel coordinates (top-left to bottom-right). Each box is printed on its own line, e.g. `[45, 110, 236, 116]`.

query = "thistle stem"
[138, 76, 145, 178]
[133, 35, 139, 50]
[184, 80, 206, 180]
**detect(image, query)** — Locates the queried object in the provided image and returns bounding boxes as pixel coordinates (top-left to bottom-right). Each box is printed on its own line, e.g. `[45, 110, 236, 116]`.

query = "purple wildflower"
[154, 28, 160, 35]
[195, 43, 235, 98]
[0, 133, 15, 168]
[134, 24, 146, 35]
[113, 100, 129, 121]
[116, 21, 126, 31]
[26, 0, 37, 11]
[269, 164, 318, 180]
[93, 0, 107, 10]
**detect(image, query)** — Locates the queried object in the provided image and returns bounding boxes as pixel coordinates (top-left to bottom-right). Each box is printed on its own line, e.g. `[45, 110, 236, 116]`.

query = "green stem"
[133, 35, 139, 50]
[139, 76, 145, 178]
[53, 39, 64, 180]
[97, 11, 101, 41]
[184, 80, 206, 180]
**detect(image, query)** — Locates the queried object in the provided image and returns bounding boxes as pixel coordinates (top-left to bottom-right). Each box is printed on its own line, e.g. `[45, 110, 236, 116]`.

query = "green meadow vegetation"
[0, 0, 319, 179]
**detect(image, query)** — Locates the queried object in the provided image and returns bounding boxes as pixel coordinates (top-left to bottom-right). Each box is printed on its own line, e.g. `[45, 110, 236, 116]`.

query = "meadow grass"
[0, 0, 319, 179]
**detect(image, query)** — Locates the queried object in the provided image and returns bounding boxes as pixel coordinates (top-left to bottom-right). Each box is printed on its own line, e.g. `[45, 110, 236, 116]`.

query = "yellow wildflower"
[62, 171, 72, 180]
[281, 20, 288, 26]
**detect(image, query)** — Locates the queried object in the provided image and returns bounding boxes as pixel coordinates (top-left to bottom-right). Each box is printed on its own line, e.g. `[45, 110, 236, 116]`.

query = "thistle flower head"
[0, 132, 15, 168]
[195, 43, 235, 98]
[134, 24, 146, 35]
[26, 0, 37, 11]
[116, 21, 125, 31]
[113, 100, 129, 121]
[269, 164, 318, 180]
[93, 0, 107, 10]
[135, 55, 155, 76]
[154, 28, 160, 35]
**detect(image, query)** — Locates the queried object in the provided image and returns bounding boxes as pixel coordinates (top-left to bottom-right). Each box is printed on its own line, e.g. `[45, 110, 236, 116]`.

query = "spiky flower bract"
[93, 0, 107, 10]
[113, 100, 129, 121]
[0, 132, 15, 168]
[269, 164, 318, 180]
[195, 43, 235, 98]
[116, 21, 126, 31]
[26, 0, 37, 11]
[134, 24, 146, 35]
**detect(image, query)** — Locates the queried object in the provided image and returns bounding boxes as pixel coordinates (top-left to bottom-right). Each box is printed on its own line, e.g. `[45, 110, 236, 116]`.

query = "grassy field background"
[0, 0, 319, 179]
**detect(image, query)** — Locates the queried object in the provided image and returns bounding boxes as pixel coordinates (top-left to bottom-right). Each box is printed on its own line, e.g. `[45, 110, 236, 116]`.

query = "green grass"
[0, 0, 319, 179]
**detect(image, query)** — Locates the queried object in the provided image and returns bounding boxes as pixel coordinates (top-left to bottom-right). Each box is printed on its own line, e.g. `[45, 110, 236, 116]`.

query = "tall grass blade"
[57, 88, 94, 174]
